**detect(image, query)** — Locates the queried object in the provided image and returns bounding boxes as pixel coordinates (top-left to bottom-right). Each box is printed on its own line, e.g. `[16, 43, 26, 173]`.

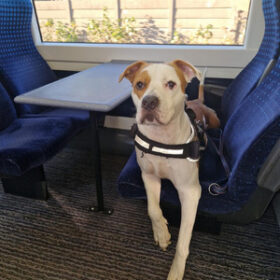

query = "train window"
[33, 0, 250, 46]
[31, 0, 263, 78]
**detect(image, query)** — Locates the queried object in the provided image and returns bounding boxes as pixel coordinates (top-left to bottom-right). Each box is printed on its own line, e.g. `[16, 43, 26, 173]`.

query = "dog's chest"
[136, 149, 170, 178]
[136, 148, 192, 181]
[135, 146, 199, 187]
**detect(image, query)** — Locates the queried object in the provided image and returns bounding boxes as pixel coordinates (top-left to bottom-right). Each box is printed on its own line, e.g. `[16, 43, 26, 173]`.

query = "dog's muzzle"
[142, 95, 159, 111]
[140, 95, 160, 124]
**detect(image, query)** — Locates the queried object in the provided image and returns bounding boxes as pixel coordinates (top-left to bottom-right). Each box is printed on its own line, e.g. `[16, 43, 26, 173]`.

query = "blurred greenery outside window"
[33, 0, 251, 45]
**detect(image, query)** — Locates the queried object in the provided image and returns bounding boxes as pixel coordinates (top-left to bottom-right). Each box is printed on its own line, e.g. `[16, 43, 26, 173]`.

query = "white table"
[15, 62, 131, 214]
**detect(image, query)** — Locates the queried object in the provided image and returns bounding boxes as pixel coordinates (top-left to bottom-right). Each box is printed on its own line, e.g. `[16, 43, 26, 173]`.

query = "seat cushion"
[0, 83, 17, 131]
[117, 144, 237, 214]
[0, 117, 79, 177]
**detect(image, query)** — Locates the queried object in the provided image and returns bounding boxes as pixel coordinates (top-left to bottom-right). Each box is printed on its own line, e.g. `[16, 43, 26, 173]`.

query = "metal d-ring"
[208, 183, 223, 196]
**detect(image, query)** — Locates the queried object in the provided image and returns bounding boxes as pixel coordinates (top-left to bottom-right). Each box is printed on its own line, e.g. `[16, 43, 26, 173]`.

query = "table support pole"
[88, 111, 113, 215]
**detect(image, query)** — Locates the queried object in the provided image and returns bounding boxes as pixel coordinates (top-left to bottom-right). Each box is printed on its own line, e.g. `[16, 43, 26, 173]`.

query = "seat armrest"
[204, 84, 226, 97]
[257, 138, 280, 192]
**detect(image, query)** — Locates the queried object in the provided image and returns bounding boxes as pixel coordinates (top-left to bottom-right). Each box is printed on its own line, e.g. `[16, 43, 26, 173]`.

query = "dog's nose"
[142, 95, 159, 111]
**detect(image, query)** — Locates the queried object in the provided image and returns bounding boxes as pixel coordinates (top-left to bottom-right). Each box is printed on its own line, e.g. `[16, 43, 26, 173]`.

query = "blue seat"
[221, 0, 280, 126]
[0, 83, 78, 177]
[0, 0, 89, 124]
[117, 0, 280, 223]
[0, 0, 89, 198]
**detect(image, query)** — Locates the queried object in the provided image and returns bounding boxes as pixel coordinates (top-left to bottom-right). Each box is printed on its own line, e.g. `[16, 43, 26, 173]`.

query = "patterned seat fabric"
[221, 0, 280, 126]
[0, 1, 90, 177]
[0, 116, 76, 177]
[0, 0, 56, 115]
[0, 83, 17, 131]
[0, 0, 89, 123]
[0, 81, 83, 177]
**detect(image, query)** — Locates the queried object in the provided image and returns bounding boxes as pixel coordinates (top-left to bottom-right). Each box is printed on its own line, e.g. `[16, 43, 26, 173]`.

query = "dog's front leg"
[168, 184, 201, 280]
[142, 172, 171, 250]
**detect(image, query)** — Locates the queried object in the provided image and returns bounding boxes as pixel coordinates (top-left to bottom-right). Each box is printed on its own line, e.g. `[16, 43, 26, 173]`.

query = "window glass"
[33, 0, 251, 45]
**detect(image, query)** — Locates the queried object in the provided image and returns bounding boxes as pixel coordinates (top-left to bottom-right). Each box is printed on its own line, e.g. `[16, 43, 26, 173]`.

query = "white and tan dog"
[119, 60, 204, 280]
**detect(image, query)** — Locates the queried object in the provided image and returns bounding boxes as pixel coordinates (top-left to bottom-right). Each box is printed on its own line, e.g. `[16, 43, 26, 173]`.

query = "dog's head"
[119, 60, 201, 126]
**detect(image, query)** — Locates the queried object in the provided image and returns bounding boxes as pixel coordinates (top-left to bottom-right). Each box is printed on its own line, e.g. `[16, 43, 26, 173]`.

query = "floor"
[0, 147, 279, 280]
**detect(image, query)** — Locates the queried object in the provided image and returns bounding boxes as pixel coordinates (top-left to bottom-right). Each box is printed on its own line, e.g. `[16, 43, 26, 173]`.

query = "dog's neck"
[138, 110, 192, 145]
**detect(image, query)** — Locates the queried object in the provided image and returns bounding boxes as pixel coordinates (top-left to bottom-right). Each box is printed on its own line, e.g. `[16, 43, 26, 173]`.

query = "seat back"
[0, 0, 56, 115]
[0, 83, 17, 131]
[222, 55, 280, 206]
[221, 0, 280, 126]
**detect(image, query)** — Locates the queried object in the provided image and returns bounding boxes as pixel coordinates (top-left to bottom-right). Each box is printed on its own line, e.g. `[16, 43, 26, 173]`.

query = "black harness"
[131, 109, 203, 161]
[131, 108, 230, 195]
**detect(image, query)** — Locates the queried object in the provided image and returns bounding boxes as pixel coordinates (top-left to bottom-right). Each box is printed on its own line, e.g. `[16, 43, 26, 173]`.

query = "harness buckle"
[208, 183, 227, 196]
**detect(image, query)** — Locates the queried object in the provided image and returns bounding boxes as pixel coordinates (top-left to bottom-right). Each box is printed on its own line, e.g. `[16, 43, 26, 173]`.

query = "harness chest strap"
[131, 124, 200, 161]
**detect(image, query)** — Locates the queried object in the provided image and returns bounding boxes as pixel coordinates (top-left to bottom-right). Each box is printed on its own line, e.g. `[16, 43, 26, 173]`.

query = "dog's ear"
[119, 61, 148, 83]
[169, 60, 201, 82]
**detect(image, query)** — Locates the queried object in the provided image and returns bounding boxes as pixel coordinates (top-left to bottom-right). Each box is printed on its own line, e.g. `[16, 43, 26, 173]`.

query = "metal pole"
[88, 111, 113, 215]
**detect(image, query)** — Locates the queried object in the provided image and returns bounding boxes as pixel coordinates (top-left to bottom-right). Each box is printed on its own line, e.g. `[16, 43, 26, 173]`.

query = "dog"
[119, 60, 218, 280]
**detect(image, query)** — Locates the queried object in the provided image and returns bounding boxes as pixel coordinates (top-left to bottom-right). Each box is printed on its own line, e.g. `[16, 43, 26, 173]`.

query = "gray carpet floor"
[0, 147, 279, 280]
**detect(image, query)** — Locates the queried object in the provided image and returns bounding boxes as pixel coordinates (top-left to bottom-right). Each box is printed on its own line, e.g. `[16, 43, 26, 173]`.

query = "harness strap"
[185, 107, 229, 195]
[185, 108, 206, 149]
[205, 130, 230, 195]
[207, 130, 230, 178]
[131, 124, 200, 160]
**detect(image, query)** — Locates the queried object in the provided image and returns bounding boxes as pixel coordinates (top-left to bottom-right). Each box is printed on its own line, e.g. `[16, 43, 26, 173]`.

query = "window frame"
[31, 0, 264, 78]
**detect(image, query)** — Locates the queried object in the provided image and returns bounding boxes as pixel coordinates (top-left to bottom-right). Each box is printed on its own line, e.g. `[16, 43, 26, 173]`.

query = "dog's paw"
[152, 217, 171, 251]
[167, 263, 184, 280]
[167, 254, 186, 280]
[167, 268, 184, 280]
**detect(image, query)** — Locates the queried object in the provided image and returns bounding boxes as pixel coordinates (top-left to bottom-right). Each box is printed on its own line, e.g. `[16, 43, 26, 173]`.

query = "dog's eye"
[166, 81, 176, 90]
[136, 81, 144, 90]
